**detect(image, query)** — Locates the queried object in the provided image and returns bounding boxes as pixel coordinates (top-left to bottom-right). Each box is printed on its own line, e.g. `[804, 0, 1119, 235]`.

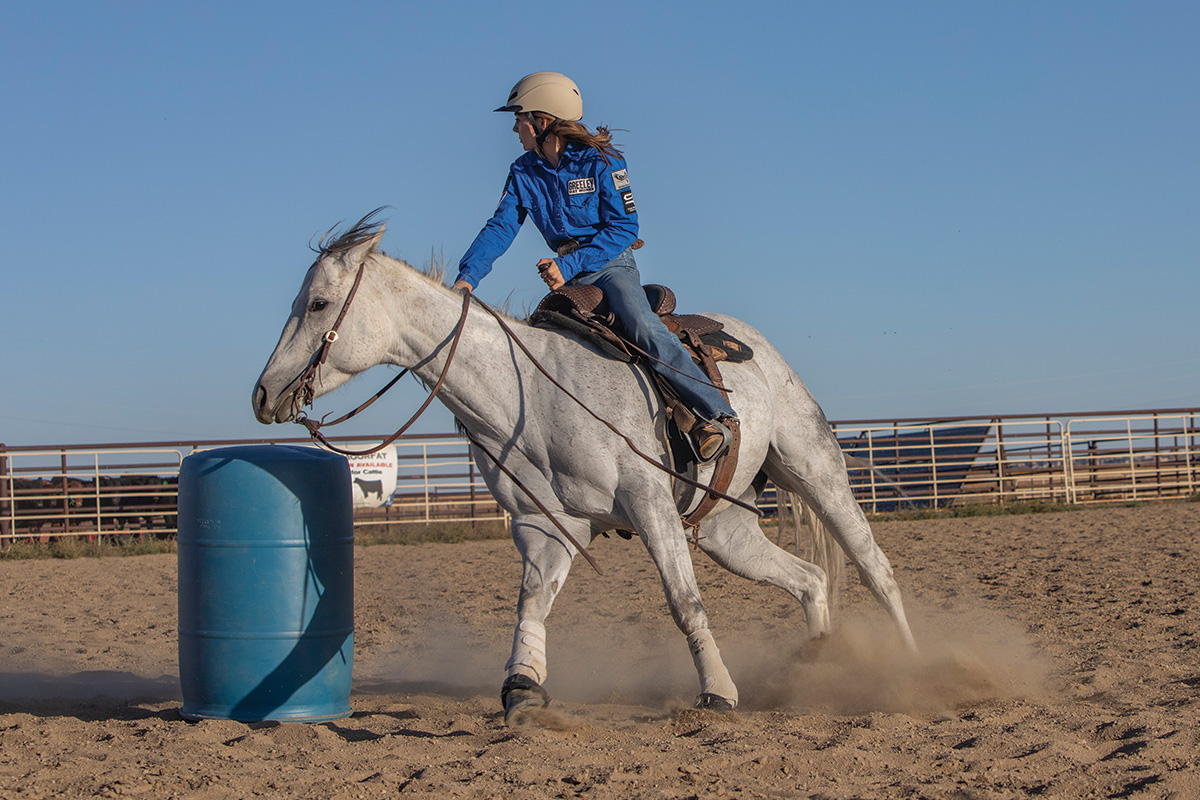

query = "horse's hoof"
[501, 674, 550, 727]
[504, 692, 549, 727]
[789, 632, 833, 664]
[695, 692, 736, 712]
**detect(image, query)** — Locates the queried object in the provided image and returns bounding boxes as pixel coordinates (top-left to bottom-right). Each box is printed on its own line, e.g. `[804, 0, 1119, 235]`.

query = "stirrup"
[692, 418, 733, 463]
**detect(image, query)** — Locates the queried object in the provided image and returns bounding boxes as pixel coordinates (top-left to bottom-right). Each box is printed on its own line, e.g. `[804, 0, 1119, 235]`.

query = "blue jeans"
[568, 250, 736, 421]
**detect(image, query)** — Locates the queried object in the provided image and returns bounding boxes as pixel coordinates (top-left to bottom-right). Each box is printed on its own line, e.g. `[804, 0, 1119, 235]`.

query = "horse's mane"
[312, 208, 519, 317]
[312, 207, 389, 260]
[312, 207, 449, 284]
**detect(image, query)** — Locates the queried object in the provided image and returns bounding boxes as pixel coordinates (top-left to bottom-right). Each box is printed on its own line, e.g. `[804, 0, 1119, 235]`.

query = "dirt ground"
[1, 501, 1198, 799]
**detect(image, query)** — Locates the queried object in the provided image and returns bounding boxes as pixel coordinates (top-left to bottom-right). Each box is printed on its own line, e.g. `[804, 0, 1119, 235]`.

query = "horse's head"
[253, 210, 394, 424]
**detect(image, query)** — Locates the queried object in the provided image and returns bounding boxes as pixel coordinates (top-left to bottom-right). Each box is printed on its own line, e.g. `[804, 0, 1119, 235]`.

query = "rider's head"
[496, 72, 621, 164]
[496, 72, 583, 155]
[495, 72, 583, 121]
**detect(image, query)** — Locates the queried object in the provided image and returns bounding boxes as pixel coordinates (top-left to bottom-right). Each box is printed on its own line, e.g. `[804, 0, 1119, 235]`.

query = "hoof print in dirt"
[501, 675, 550, 727]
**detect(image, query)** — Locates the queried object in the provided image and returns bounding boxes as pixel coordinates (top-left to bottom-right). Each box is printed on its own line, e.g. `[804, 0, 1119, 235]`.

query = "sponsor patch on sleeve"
[494, 175, 512, 213]
[567, 177, 596, 195]
[611, 169, 631, 190]
[621, 189, 636, 214]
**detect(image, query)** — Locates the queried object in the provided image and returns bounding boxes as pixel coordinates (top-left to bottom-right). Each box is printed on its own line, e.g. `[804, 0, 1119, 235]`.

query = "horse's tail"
[776, 489, 844, 622]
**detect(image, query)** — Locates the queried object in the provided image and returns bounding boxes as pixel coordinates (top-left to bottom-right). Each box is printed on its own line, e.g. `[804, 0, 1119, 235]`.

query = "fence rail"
[830, 409, 1197, 512]
[3, 408, 1197, 543]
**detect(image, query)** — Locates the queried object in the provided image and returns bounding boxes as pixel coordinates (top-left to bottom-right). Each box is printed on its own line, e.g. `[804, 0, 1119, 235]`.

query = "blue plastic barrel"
[177, 445, 354, 722]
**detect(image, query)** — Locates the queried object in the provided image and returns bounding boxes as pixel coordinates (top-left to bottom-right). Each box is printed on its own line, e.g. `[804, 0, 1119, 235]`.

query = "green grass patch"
[753, 501, 1085, 530]
[863, 501, 1083, 523]
[8, 496, 1189, 559]
[0, 521, 510, 560]
[1, 535, 177, 561]
[354, 520, 510, 546]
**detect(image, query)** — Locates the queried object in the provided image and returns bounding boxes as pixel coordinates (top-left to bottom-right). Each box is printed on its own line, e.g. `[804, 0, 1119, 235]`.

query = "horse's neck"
[381, 262, 539, 436]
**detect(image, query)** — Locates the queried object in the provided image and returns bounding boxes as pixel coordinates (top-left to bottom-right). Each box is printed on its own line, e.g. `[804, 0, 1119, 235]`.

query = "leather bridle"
[287, 261, 760, 574]
[295, 260, 367, 414]
[292, 260, 472, 459]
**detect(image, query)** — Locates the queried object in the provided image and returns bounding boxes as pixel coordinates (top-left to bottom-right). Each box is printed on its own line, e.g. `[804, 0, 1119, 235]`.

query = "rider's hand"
[537, 259, 565, 290]
[452, 280, 473, 293]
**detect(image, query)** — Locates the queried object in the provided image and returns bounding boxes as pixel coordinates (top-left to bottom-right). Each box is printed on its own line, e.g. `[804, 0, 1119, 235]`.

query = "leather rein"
[289, 261, 760, 573]
[292, 260, 470, 458]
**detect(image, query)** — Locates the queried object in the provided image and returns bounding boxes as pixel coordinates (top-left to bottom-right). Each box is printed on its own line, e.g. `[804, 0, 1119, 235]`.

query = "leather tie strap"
[682, 418, 742, 530]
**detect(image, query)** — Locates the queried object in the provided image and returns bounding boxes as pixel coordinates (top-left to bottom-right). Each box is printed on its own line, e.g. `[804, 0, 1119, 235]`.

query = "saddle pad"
[529, 309, 633, 362]
[664, 313, 724, 337]
[699, 329, 754, 363]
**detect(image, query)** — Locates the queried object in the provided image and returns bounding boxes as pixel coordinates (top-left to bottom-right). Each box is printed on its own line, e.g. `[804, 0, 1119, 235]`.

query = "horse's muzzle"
[253, 382, 296, 424]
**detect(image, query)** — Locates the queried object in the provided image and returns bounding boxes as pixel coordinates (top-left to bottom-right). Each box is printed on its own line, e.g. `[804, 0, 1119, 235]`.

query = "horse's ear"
[346, 224, 386, 265]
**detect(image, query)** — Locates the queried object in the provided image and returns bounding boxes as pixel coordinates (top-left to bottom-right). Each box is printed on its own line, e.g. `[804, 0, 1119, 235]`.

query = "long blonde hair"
[531, 111, 622, 164]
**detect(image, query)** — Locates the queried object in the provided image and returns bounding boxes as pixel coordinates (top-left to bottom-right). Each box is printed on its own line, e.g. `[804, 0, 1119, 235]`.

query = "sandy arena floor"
[2, 501, 1198, 798]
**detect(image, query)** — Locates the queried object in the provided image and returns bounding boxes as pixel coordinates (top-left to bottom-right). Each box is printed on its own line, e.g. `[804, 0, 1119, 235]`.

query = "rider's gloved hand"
[537, 259, 565, 290]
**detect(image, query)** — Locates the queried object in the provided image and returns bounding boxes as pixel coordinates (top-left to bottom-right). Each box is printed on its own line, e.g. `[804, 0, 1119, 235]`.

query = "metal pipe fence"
[829, 409, 1198, 513]
[3, 408, 1197, 543]
[0, 434, 508, 543]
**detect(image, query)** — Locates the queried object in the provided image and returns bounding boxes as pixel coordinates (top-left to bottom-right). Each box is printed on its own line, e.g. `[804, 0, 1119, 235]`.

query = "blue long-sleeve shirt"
[456, 142, 639, 289]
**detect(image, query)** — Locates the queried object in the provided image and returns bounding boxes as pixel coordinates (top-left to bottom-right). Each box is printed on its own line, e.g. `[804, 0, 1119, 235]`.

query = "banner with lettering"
[347, 446, 398, 508]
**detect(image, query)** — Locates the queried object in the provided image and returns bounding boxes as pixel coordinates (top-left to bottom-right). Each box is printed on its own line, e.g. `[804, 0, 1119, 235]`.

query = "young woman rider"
[453, 72, 736, 461]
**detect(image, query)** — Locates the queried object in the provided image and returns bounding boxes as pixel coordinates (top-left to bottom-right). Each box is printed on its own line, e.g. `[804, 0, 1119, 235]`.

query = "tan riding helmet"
[494, 72, 583, 121]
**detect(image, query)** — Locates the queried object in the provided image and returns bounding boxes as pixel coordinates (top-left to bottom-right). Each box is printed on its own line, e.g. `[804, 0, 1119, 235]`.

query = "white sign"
[347, 446, 398, 508]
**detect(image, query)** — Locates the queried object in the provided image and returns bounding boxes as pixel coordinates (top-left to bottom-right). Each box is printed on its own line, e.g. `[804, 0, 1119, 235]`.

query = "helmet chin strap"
[532, 114, 561, 157]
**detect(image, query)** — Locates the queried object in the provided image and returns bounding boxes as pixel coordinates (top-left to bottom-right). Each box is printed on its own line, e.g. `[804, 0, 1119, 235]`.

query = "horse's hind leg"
[694, 497, 832, 639]
[766, 405, 918, 651]
[503, 514, 587, 726]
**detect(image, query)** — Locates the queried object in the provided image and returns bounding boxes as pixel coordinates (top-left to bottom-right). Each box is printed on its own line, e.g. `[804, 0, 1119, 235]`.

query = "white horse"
[253, 213, 916, 724]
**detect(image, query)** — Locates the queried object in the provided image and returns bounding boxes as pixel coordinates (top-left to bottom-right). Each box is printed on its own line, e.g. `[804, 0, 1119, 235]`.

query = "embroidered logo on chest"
[567, 177, 596, 196]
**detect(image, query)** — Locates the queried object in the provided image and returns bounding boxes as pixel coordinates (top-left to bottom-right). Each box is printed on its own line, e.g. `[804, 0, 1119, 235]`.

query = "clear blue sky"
[3, 2, 1197, 447]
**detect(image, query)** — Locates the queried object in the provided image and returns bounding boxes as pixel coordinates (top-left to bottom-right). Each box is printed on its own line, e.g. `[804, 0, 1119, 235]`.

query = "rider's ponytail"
[530, 112, 623, 164]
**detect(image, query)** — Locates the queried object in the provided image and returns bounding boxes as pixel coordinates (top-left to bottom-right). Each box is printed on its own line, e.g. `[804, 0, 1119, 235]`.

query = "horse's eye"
[309, 300, 328, 313]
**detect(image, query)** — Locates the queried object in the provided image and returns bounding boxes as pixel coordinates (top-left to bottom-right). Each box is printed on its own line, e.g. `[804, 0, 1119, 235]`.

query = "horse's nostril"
[254, 384, 267, 411]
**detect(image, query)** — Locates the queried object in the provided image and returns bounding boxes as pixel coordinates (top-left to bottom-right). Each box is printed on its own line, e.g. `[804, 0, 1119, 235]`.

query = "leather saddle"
[530, 284, 753, 367]
[530, 284, 754, 530]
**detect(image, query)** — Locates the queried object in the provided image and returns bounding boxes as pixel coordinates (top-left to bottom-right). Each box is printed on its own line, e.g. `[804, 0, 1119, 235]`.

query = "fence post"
[59, 452, 71, 537]
[1126, 418, 1138, 502]
[469, 455, 477, 528]
[422, 443, 431, 524]
[1188, 412, 1197, 496]
[0, 445, 10, 543]
[928, 428, 940, 508]
[994, 420, 1007, 505]
[1191, 412, 1198, 496]
[1059, 422, 1074, 505]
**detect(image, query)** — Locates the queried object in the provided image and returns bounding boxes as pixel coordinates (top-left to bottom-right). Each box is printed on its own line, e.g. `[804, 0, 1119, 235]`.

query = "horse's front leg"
[502, 513, 590, 726]
[637, 508, 739, 710]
